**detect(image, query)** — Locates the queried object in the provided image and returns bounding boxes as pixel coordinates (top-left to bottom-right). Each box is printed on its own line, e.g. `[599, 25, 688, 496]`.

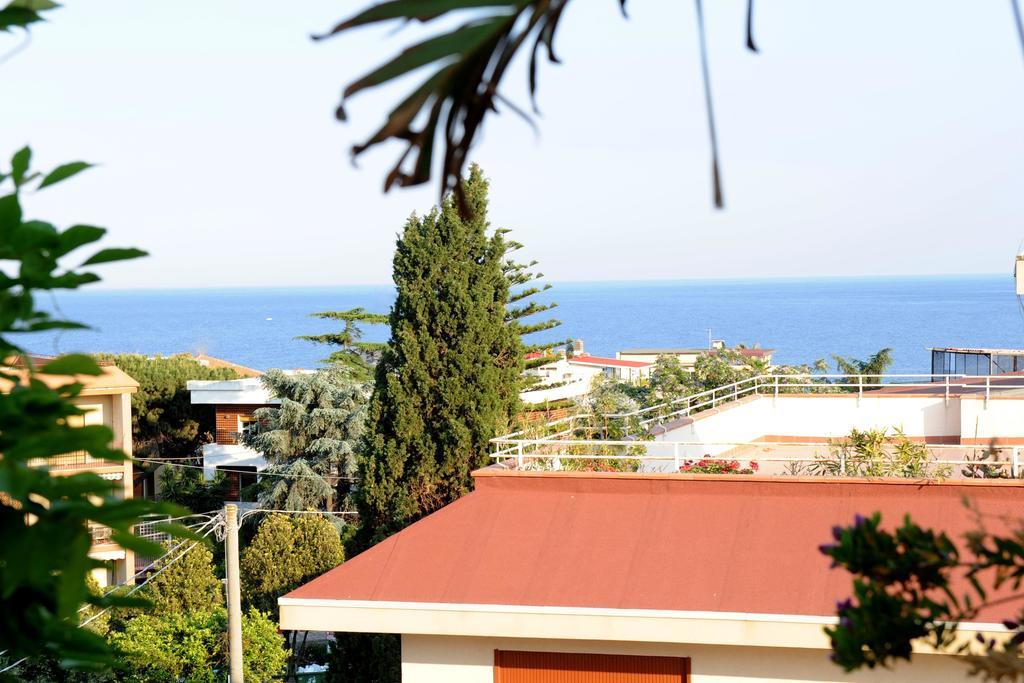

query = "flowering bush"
[680, 455, 759, 475]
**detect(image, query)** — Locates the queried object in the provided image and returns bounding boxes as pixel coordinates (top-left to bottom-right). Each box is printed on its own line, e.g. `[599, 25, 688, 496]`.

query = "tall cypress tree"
[357, 165, 522, 542]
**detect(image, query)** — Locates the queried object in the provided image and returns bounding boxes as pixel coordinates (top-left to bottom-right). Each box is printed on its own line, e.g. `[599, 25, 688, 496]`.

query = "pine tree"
[242, 367, 369, 511]
[298, 308, 389, 381]
[500, 235, 565, 395]
[357, 165, 522, 542]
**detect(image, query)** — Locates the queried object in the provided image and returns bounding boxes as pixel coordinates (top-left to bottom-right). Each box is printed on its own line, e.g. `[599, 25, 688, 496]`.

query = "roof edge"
[471, 467, 1024, 488]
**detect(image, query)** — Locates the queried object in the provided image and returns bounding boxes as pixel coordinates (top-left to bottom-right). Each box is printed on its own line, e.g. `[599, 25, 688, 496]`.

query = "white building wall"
[655, 395, 965, 445]
[402, 634, 972, 683]
[200, 443, 269, 479]
[959, 398, 1024, 442]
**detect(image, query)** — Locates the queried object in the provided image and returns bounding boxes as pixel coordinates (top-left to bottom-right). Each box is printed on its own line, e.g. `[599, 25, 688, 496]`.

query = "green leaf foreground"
[316, 1, 585, 210]
[0, 146, 189, 672]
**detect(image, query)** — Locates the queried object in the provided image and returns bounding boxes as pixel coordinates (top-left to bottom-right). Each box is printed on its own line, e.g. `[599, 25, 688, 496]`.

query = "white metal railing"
[606, 373, 1024, 428]
[492, 373, 1024, 472]
[488, 439, 1024, 479]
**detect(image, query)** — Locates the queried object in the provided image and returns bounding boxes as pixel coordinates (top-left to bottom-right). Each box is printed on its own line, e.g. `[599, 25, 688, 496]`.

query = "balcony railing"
[27, 449, 124, 470]
[89, 516, 175, 551]
[89, 522, 115, 545]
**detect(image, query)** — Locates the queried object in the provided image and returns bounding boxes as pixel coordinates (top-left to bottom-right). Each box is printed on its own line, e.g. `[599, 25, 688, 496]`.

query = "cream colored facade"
[74, 388, 137, 587]
[14, 362, 140, 587]
[402, 635, 974, 683]
[279, 598, 989, 682]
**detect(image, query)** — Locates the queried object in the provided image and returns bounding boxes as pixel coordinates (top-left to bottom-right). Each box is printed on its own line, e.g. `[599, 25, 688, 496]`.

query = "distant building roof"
[620, 347, 773, 357]
[0, 355, 139, 395]
[930, 347, 1024, 355]
[187, 376, 278, 405]
[283, 471, 1022, 623]
[191, 353, 262, 378]
[568, 354, 651, 369]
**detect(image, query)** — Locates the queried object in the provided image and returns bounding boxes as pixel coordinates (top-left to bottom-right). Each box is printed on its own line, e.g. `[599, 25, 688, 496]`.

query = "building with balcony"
[3, 356, 139, 587]
[187, 376, 278, 497]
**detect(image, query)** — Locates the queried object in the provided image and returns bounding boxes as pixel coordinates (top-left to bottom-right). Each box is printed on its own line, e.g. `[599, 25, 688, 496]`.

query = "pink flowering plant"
[680, 455, 759, 474]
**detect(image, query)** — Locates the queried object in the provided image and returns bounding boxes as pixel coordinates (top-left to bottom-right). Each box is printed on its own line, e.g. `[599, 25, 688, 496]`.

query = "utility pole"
[225, 504, 244, 683]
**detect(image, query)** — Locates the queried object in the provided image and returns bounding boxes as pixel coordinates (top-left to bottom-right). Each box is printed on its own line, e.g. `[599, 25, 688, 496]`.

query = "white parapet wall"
[200, 443, 268, 479]
[651, 393, 1024, 452]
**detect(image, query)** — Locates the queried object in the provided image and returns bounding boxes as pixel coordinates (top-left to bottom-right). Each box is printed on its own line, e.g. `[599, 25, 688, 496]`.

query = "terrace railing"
[492, 373, 1024, 474]
[489, 438, 1024, 479]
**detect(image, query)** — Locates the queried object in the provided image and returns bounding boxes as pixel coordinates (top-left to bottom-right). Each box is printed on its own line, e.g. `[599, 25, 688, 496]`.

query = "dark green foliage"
[109, 607, 286, 683]
[326, 633, 401, 683]
[93, 353, 239, 458]
[0, 147, 187, 671]
[823, 507, 1024, 679]
[357, 166, 522, 543]
[138, 543, 223, 616]
[97, 542, 284, 682]
[502, 234, 565, 397]
[0, 0, 60, 32]
[240, 513, 345, 618]
[242, 367, 369, 511]
[240, 513, 346, 679]
[157, 466, 232, 513]
[300, 308, 388, 380]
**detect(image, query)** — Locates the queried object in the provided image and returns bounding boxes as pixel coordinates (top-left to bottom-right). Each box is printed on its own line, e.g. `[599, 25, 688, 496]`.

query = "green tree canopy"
[242, 367, 369, 511]
[299, 308, 389, 380]
[110, 608, 286, 683]
[833, 347, 894, 386]
[240, 513, 345, 618]
[94, 353, 239, 459]
[357, 165, 522, 543]
[138, 542, 223, 616]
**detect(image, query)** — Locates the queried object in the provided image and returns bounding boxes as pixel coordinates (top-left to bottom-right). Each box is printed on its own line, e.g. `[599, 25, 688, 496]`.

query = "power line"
[134, 457, 356, 481]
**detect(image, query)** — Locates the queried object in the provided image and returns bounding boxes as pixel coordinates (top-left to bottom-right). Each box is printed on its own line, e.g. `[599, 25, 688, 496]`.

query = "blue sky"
[3, 1, 1023, 289]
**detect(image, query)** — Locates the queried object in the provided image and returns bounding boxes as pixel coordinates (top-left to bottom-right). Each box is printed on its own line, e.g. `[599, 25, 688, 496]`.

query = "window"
[238, 414, 259, 439]
[494, 651, 690, 682]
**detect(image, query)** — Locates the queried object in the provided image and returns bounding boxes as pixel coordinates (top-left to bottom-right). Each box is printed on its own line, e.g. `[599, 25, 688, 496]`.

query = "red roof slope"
[287, 472, 1023, 619]
[570, 354, 651, 368]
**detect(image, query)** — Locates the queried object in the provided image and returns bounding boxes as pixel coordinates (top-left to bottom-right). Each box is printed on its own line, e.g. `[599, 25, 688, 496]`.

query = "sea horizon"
[80, 271, 1008, 295]
[30, 273, 1023, 374]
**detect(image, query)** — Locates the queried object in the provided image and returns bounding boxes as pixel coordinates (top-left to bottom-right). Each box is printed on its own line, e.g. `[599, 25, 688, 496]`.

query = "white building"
[187, 377, 278, 492]
[521, 344, 652, 406]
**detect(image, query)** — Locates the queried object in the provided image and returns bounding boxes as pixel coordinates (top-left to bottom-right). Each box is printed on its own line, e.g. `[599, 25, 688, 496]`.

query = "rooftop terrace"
[494, 373, 1024, 478]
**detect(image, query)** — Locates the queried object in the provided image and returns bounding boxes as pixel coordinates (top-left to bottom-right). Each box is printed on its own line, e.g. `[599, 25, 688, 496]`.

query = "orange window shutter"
[493, 650, 690, 682]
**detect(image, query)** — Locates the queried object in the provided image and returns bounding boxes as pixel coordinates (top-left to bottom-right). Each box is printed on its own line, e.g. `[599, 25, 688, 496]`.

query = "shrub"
[680, 455, 758, 475]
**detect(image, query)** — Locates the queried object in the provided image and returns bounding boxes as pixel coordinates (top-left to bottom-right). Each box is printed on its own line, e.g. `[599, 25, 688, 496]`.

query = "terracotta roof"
[620, 348, 774, 358]
[285, 472, 1023, 621]
[0, 355, 139, 395]
[191, 353, 262, 377]
[569, 354, 651, 369]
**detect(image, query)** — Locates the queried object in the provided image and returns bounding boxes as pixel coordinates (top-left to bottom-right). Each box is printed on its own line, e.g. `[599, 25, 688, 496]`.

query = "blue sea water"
[27, 275, 1024, 375]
